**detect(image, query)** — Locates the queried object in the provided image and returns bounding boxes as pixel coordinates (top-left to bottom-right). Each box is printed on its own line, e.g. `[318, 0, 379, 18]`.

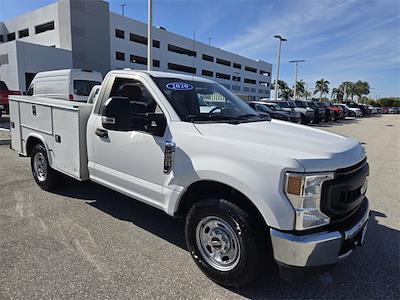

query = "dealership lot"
[0, 115, 399, 299]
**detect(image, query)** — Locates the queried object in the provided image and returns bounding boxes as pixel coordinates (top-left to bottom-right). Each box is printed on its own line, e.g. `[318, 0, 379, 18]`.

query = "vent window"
[35, 21, 55, 34]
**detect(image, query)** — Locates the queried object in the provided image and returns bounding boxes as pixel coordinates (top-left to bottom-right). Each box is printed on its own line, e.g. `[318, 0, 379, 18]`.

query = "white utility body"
[9, 70, 370, 287]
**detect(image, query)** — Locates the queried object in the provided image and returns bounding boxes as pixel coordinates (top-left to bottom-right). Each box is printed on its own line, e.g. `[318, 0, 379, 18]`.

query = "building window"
[243, 87, 249, 92]
[202, 54, 214, 62]
[233, 63, 241, 69]
[168, 63, 196, 74]
[216, 72, 230, 80]
[130, 54, 146, 65]
[250, 88, 256, 93]
[129, 33, 160, 48]
[202, 70, 213, 77]
[231, 85, 240, 91]
[260, 70, 270, 76]
[153, 40, 160, 48]
[18, 29, 29, 38]
[232, 76, 241, 82]
[216, 58, 231, 67]
[7, 32, 15, 41]
[35, 21, 55, 34]
[153, 59, 160, 67]
[259, 81, 270, 87]
[245, 66, 257, 73]
[244, 78, 256, 84]
[168, 44, 196, 57]
[116, 51, 125, 61]
[115, 28, 125, 39]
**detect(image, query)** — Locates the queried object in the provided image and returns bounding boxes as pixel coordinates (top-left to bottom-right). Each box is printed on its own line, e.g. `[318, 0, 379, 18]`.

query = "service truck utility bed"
[9, 96, 93, 180]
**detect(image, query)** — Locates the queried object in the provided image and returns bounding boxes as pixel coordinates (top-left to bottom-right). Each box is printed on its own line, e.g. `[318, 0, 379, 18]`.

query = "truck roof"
[108, 69, 214, 83]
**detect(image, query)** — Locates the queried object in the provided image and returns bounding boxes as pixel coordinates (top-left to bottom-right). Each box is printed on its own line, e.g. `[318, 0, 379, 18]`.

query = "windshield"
[256, 104, 272, 113]
[153, 77, 267, 123]
[74, 80, 102, 96]
[275, 101, 289, 108]
[295, 101, 307, 108]
[265, 103, 283, 111]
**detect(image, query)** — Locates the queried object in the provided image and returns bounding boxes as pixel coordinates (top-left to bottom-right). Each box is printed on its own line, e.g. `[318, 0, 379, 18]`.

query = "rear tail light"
[69, 94, 74, 100]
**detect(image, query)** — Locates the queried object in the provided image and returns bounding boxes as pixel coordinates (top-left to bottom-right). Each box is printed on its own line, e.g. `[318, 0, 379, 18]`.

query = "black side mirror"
[131, 112, 166, 136]
[102, 97, 131, 131]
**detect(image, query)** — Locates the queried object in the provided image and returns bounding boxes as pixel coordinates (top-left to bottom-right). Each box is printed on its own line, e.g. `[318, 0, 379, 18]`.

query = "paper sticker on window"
[166, 82, 193, 91]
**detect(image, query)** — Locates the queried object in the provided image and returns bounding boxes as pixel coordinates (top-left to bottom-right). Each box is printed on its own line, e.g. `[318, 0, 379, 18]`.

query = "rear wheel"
[31, 143, 60, 190]
[185, 198, 266, 287]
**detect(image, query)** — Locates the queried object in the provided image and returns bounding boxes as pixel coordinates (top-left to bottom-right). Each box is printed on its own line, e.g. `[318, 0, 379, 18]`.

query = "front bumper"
[270, 198, 369, 267]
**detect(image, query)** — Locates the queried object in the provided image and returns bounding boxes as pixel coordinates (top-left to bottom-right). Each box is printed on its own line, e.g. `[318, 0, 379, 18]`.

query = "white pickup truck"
[9, 70, 370, 287]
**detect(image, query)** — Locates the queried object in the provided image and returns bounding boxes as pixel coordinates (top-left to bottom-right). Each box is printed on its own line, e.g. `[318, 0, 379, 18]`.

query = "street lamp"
[273, 35, 287, 100]
[147, 0, 152, 71]
[289, 60, 305, 100]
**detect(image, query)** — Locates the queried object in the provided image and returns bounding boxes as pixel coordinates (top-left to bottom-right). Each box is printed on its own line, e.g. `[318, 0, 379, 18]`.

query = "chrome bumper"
[270, 199, 369, 267]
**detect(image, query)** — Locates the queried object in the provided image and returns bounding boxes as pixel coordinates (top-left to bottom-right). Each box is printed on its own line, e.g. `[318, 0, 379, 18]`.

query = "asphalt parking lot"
[0, 115, 399, 299]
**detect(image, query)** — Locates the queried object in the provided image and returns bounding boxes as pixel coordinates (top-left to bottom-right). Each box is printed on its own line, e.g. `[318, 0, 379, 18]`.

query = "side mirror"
[102, 97, 131, 131]
[131, 112, 166, 136]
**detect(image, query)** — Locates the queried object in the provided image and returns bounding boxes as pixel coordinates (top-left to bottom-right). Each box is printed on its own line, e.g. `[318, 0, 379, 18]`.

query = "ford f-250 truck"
[9, 70, 370, 287]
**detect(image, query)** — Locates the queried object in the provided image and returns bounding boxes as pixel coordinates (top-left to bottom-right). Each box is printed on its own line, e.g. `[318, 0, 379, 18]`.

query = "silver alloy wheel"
[195, 216, 241, 271]
[33, 152, 47, 182]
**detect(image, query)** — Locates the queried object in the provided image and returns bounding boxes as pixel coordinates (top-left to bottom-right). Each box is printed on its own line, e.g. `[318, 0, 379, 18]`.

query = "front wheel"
[31, 143, 60, 190]
[185, 199, 265, 287]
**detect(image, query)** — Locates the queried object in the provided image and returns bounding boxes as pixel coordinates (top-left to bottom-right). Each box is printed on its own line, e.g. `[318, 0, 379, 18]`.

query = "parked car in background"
[0, 80, 21, 117]
[347, 103, 369, 117]
[27, 69, 102, 102]
[381, 107, 389, 114]
[294, 100, 320, 124]
[268, 100, 314, 124]
[334, 103, 355, 118]
[389, 107, 399, 114]
[305, 101, 326, 123]
[318, 102, 336, 121]
[333, 104, 345, 119]
[248, 101, 287, 121]
[263, 102, 302, 124]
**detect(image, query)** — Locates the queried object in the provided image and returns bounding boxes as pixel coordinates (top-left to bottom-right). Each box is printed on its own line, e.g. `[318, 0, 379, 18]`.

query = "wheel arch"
[175, 180, 269, 231]
[25, 134, 52, 164]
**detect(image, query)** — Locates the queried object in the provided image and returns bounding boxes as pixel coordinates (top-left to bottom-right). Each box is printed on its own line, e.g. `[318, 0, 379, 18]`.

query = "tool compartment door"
[9, 100, 22, 152]
[51, 108, 81, 179]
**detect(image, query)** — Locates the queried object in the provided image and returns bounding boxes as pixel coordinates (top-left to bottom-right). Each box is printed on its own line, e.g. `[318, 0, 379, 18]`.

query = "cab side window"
[109, 78, 160, 114]
[104, 77, 166, 136]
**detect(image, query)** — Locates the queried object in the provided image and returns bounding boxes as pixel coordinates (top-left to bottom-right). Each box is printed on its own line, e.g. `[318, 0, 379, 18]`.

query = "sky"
[1, 0, 399, 98]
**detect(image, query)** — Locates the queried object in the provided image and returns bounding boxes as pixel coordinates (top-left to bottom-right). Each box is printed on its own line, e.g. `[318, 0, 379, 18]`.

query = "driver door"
[91, 76, 169, 208]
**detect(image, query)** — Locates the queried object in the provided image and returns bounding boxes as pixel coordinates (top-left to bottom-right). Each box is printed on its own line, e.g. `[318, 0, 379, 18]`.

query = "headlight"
[285, 172, 334, 230]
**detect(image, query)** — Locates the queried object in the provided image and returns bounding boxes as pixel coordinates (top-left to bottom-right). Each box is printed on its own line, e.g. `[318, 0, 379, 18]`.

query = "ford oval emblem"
[166, 82, 193, 91]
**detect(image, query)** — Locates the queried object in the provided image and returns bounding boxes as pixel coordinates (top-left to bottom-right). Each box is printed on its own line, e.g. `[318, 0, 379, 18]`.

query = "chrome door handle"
[95, 128, 108, 138]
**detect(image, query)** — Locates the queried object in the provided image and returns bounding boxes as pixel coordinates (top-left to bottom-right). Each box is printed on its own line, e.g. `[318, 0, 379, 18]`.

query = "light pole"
[289, 60, 305, 100]
[208, 37, 213, 46]
[273, 35, 287, 100]
[147, 0, 152, 71]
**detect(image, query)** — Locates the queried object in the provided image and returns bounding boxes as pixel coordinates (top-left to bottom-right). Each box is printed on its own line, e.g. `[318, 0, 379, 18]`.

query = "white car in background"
[27, 69, 102, 102]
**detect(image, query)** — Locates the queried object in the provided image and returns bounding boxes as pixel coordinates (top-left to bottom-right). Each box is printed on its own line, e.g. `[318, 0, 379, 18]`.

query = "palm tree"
[295, 80, 306, 100]
[331, 87, 344, 102]
[354, 80, 370, 103]
[314, 79, 330, 101]
[339, 81, 354, 102]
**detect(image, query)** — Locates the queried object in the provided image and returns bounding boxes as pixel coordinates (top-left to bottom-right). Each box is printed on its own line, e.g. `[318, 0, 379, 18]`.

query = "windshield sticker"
[166, 82, 193, 91]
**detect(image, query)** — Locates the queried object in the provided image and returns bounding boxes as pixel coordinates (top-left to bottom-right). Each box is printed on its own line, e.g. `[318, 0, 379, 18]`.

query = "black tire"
[31, 143, 60, 190]
[300, 114, 308, 125]
[185, 199, 265, 287]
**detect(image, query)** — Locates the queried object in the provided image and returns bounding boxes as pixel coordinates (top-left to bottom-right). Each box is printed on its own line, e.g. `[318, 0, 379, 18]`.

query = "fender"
[25, 133, 53, 166]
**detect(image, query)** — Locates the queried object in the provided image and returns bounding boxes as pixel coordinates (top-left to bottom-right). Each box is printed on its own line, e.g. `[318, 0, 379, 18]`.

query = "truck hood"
[194, 120, 365, 172]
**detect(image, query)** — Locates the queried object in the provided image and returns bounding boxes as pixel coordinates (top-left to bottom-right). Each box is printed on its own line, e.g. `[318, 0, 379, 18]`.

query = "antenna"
[208, 37, 213, 46]
[120, 3, 127, 16]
